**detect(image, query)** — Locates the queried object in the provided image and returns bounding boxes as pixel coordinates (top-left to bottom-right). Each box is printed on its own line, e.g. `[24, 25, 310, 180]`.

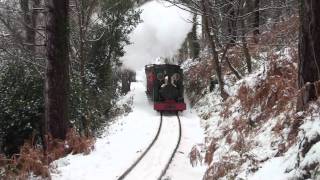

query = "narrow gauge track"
[117, 113, 182, 180]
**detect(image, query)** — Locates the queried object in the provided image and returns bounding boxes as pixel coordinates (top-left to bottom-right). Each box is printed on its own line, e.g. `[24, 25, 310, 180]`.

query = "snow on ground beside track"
[248, 157, 291, 180]
[183, 50, 320, 179]
[165, 105, 206, 180]
[51, 70, 206, 180]
[51, 77, 160, 180]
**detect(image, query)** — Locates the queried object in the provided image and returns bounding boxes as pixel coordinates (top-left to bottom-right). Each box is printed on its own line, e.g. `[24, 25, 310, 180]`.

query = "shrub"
[0, 63, 44, 156]
[0, 129, 94, 179]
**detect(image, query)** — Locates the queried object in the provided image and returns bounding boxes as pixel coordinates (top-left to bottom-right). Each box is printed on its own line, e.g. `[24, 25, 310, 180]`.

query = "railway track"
[117, 113, 182, 180]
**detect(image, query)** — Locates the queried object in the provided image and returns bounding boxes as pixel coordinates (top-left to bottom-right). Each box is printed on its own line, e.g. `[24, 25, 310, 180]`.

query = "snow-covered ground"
[51, 70, 206, 180]
[183, 48, 320, 180]
[165, 107, 206, 180]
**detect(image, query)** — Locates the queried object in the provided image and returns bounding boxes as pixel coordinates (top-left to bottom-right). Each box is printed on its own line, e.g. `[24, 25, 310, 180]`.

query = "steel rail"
[158, 113, 182, 180]
[117, 112, 182, 180]
[117, 113, 163, 180]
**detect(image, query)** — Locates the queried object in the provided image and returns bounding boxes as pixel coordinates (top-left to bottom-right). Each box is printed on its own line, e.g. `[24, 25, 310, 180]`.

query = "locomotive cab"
[145, 64, 186, 112]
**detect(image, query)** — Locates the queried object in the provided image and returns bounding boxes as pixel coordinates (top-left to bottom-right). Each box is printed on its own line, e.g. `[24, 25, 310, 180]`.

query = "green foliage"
[0, 63, 44, 155]
[97, 0, 142, 64]
[0, 0, 141, 155]
[69, 0, 141, 136]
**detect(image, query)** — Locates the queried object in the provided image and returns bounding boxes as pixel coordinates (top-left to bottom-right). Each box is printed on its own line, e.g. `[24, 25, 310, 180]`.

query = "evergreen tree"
[69, 0, 141, 135]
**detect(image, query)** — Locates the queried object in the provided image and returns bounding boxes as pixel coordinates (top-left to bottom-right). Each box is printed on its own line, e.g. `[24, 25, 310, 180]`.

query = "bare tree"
[201, 0, 229, 99]
[45, 0, 70, 139]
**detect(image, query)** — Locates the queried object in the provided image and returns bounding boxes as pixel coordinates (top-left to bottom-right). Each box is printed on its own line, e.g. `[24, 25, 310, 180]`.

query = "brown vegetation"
[203, 156, 238, 180]
[237, 49, 298, 117]
[204, 139, 217, 166]
[184, 58, 214, 105]
[184, 15, 303, 179]
[189, 145, 203, 167]
[0, 129, 94, 179]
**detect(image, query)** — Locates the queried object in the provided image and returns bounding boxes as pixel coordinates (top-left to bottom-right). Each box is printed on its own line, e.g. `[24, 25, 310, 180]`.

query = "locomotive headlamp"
[157, 73, 164, 80]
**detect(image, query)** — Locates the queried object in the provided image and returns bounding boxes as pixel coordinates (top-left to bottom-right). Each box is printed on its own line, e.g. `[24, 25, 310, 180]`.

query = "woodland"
[0, 0, 320, 179]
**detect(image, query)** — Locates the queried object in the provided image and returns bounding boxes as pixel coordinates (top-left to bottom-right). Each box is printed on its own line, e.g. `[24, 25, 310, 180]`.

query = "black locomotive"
[145, 64, 186, 112]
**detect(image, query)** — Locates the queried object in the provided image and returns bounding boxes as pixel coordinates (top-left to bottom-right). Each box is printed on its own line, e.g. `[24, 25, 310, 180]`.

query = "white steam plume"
[121, 0, 192, 71]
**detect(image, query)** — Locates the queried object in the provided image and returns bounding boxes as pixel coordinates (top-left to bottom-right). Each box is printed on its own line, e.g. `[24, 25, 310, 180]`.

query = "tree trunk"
[206, 0, 222, 49]
[78, 0, 86, 91]
[226, 57, 242, 80]
[187, 14, 200, 59]
[201, 0, 228, 100]
[240, 6, 252, 73]
[77, 0, 88, 136]
[121, 70, 131, 95]
[45, 0, 70, 139]
[227, 0, 237, 45]
[297, 0, 320, 110]
[20, 0, 36, 52]
[201, 14, 206, 41]
[242, 36, 252, 73]
[220, 44, 242, 80]
[31, 0, 40, 49]
[253, 0, 260, 43]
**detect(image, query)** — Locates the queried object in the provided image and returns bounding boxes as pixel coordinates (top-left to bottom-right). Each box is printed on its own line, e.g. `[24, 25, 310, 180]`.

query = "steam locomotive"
[145, 64, 186, 112]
